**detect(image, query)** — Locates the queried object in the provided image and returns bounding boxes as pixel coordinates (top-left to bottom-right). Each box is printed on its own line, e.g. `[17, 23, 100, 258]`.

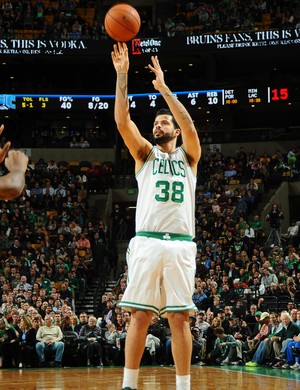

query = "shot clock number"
[271, 88, 289, 101]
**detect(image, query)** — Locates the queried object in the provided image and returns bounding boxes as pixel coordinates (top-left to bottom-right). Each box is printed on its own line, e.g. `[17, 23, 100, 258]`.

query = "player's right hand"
[111, 42, 129, 73]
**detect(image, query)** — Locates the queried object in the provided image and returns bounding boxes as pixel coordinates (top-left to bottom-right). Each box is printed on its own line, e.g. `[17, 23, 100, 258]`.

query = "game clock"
[0, 86, 297, 112]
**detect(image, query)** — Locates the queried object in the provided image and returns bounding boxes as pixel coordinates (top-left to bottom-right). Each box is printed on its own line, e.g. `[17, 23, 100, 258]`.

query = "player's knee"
[131, 310, 153, 330]
[168, 311, 190, 328]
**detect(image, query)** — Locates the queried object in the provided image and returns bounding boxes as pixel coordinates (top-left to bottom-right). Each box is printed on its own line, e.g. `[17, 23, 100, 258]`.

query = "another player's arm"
[0, 125, 28, 200]
[112, 42, 152, 167]
[0, 124, 11, 164]
[0, 150, 28, 200]
[148, 56, 201, 172]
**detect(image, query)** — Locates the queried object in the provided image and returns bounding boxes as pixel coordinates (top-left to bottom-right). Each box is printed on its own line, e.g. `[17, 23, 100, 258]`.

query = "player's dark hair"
[155, 109, 180, 129]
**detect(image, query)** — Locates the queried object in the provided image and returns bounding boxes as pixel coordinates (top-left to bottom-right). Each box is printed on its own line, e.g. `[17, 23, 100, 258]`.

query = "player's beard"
[154, 132, 176, 145]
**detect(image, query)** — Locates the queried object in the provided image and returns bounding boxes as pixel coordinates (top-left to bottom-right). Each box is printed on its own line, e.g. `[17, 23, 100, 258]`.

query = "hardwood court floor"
[0, 365, 299, 390]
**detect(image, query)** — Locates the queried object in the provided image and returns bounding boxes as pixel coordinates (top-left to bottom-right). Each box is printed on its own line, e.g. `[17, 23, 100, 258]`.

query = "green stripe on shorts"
[160, 304, 198, 317]
[118, 301, 159, 314]
[136, 231, 193, 241]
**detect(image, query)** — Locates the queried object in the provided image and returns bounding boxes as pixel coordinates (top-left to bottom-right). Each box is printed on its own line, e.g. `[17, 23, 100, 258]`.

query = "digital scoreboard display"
[0, 87, 296, 111]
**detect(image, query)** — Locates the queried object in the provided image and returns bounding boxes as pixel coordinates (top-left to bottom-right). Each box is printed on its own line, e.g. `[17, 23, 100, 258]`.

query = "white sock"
[176, 375, 190, 390]
[122, 367, 139, 389]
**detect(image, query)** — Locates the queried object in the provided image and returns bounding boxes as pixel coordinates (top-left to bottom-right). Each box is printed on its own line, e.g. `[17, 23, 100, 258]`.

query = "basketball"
[104, 4, 141, 42]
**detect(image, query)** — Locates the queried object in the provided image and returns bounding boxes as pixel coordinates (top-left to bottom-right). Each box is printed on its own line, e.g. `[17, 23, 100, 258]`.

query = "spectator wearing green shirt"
[249, 214, 264, 244]
[208, 326, 239, 365]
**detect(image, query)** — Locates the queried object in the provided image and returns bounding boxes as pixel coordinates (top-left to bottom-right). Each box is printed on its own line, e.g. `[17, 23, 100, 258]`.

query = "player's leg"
[122, 309, 152, 389]
[124, 309, 153, 368]
[168, 311, 192, 390]
[168, 311, 192, 375]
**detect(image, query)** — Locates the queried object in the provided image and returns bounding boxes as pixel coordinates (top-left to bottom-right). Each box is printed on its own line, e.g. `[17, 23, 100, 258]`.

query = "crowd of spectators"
[0, 153, 118, 367]
[0, 0, 100, 40]
[1, 0, 300, 40]
[143, 0, 300, 37]
[0, 141, 300, 369]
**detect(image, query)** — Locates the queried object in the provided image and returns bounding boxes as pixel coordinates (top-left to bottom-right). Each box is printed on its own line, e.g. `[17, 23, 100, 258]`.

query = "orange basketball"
[104, 3, 141, 42]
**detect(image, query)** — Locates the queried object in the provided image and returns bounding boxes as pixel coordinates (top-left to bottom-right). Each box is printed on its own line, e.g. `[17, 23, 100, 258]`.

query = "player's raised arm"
[148, 56, 201, 171]
[111, 42, 151, 165]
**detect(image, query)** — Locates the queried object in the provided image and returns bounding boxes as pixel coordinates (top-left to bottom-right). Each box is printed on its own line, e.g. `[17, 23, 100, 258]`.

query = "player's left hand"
[148, 56, 166, 91]
[0, 125, 11, 164]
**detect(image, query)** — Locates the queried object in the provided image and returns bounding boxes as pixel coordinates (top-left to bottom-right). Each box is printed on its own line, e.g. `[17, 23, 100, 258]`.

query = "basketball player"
[111, 42, 201, 390]
[0, 124, 28, 200]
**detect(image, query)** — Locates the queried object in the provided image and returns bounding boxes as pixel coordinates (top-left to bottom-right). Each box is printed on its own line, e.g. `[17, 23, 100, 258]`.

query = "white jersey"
[135, 146, 196, 238]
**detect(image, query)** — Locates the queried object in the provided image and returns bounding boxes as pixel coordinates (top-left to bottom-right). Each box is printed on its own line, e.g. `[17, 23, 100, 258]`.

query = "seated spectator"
[104, 322, 120, 366]
[69, 24, 81, 39]
[0, 316, 18, 368]
[208, 326, 239, 365]
[246, 312, 299, 367]
[36, 315, 65, 367]
[192, 284, 207, 309]
[60, 314, 73, 332]
[78, 136, 90, 148]
[70, 136, 80, 148]
[18, 315, 38, 368]
[79, 315, 104, 367]
[114, 313, 125, 332]
[196, 311, 210, 337]
[74, 312, 88, 334]
[279, 334, 300, 369]
[260, 268, 278, 291]
[77, 232, 91, 253]
[16, 275, 32, 292]
[232, 298, 247, 318]
[244, 311, 270, 361]
[282, 221, 299, 246]
[23, 4, 34, 27]
[144, 315, 165, 365]
[191, 326, 206, 365]
[164, 17, 175, 37]
[219, 283, 235, 307]
[59, 280, 74, 310]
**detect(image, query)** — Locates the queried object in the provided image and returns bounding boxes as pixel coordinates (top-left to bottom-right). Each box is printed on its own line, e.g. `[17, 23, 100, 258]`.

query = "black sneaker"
[39, 362, 45, 368]
[54, 361, 62, 367]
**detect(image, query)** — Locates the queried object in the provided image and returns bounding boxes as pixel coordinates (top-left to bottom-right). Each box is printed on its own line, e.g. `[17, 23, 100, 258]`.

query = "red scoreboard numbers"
[271, 88, 289, 101]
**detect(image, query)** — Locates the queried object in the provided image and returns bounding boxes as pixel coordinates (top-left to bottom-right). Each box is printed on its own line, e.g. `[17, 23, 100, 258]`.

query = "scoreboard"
[0, 86, 297, 112]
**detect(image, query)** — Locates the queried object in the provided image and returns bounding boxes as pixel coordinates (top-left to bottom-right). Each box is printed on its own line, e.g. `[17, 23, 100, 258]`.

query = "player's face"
[152, 114, 179, 145]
